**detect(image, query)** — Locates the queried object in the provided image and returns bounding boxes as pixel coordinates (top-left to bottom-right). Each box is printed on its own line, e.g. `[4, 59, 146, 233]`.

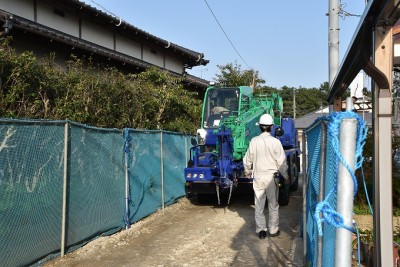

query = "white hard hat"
[258, 114, 274, 125]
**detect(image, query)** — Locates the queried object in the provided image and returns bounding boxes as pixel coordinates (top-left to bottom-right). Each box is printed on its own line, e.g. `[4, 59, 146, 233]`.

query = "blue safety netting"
[304, 112, 367, 267]
[0, 119, 191, 267]
[321, 119, 339, 267]
[305, 121, 322, 266]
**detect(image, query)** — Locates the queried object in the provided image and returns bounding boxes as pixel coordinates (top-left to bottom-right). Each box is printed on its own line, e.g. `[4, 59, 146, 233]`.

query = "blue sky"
[81, 0, 366, 89]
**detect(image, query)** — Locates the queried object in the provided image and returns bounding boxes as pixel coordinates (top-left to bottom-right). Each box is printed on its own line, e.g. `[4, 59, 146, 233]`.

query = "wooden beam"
[372, 25, 394, 267]
[333, 95, 342, 111]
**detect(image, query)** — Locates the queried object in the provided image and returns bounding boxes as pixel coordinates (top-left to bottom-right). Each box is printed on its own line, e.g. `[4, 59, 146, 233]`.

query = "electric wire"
[203, 0, 252, 70]
[87, 0, 122, 22]
[361, 167, 373, 215]
[90, 0, 253, 72]
[89, 0, 256, 78]
[339, 2, 361, 19]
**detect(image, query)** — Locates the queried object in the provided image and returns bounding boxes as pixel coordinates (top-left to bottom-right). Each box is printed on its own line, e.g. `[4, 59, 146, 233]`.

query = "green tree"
[319, 81, 329, 94]
[0, 38, 201, 133]
[254, 83, 330, 118]
[211, 61, 330, 118]
[214, 61, 265, 88]
[255, 85, 278, 95]
[128, 67, 201, 132]
[257, 85, 329, 117]
[296, 88, 328, 116]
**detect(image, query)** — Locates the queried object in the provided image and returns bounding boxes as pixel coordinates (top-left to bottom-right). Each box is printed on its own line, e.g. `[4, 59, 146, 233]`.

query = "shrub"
[0, 37, 201, 133]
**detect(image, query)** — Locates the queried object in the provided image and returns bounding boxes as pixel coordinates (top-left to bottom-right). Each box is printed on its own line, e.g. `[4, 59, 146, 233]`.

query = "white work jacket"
[243, 132, 289, 179]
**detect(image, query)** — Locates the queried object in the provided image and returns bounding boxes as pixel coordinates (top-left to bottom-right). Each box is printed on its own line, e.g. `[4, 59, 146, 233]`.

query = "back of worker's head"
[258, 114, 274, 132]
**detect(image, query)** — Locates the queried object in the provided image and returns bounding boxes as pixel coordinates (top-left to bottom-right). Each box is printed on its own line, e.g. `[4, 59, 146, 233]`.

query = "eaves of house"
[0, 0, 211, 89]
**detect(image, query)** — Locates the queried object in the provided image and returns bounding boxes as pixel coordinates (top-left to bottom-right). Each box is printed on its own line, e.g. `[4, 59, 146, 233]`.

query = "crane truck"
[184, 86, 300, 205]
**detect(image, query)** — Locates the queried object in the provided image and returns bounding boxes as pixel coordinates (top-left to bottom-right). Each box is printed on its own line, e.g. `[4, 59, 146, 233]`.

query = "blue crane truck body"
[184, 86, 300, 205]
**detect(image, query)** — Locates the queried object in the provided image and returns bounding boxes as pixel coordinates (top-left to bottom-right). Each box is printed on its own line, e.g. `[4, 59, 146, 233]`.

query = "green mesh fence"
[0, 121, 65, 267]
[0, 119, 191, 267]
[128, 130, 163, 223]
[66, 124, 125, 247]
[162, 133, 187, 205]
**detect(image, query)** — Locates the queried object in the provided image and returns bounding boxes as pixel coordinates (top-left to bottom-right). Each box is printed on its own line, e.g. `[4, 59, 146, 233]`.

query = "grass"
[353, 203, 400, 216]
[353, 203, 372, 215]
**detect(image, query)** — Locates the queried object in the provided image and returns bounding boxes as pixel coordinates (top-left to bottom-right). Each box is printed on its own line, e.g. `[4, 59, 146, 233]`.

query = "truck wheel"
[197, 193, 217, 204]
[278, 183, 290, 206]
[185, 184, 193, 199]
[290, 160, 299, 192]
[197, 194, 207, 203]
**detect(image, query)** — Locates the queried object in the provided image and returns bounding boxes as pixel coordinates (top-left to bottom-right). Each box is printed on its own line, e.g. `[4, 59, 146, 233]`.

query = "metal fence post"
[185, 137, 188, 165]
[160, 131, 164, 210]
[124, 128, 130, 229]
[317, 122, 327, 267]
[302, 131, 307, 267]
[335, 98, 357, 266]
[61, 122, 69, 257]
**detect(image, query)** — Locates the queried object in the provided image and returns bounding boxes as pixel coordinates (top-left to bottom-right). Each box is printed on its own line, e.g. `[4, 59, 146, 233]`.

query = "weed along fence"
[303, 109, 368, 267]
[0, 119, 191, 267]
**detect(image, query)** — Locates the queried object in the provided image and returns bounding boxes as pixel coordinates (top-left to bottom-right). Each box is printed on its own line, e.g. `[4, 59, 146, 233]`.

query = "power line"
[203, 0, 252, 70]
[88, 0, 121, 20]
[339, 1, 362, 19]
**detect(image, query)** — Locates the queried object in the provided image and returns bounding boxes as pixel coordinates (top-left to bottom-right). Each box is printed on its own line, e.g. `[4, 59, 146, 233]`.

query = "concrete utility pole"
[328, 0, 340, 87]
[293, 89, 296, 119]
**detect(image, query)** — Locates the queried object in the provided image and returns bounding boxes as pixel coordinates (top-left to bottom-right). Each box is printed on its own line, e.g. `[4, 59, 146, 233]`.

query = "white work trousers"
[253, 172, 279, 234]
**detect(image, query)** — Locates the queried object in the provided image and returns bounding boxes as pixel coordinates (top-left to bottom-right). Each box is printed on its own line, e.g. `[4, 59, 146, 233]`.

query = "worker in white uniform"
[243, 113, 289, 239]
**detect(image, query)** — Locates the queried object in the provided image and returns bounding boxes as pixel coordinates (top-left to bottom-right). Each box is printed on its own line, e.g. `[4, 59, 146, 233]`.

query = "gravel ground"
[42, 185, 304, 267]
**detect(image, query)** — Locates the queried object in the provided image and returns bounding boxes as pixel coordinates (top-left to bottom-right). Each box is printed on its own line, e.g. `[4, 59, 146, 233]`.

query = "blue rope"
[314, 111, 368, 236]
[123, 128, 132, 153]
[361, 167, 373, 215]
[123, 128, 132, 228]
[314, 191, 354, 235]
[326, 111, 367, 195]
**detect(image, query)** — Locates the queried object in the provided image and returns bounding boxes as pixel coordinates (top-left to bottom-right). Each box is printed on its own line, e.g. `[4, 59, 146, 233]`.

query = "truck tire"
[185, 186, 193, 199]
[197, 194, 209, 203]
[290, 160, 299, 191]
[197, 193, 219, 204]
[290, 156, 300, 192]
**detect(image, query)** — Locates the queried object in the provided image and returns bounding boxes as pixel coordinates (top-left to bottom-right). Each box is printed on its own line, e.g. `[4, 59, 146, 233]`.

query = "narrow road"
[43, 180, 304, 267]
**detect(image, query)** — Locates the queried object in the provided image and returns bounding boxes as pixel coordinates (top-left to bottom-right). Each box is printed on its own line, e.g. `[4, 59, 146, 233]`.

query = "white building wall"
[0, 0, 34, 20]
[1, 0, 188, 74]
[115, 34, 142, 59]
[36, 2, 79, 37]
[81, 20, 114, 50]
[395, 43, 400, 65]
[165, 55, 183, 73]
[143, 47, 164, 67]
[349, 71, 365, 98]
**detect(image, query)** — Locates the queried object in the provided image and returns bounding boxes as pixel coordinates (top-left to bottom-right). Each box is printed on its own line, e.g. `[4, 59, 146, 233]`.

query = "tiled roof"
[294, 107, 372, 130]
[0, 0, 211, 87]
